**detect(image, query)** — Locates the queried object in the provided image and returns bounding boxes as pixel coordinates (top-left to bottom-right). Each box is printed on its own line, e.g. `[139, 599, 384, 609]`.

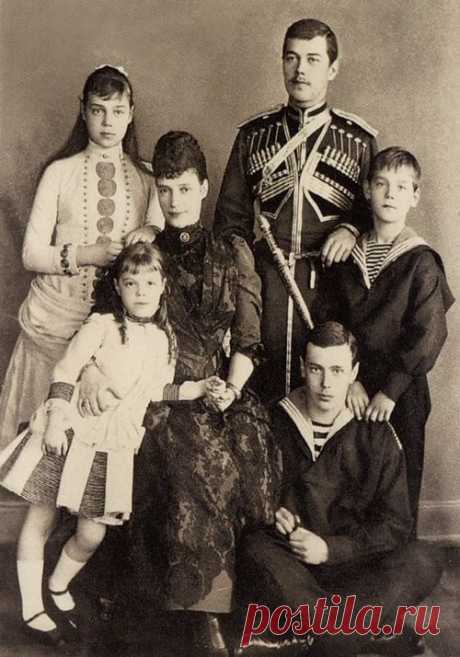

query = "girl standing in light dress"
[0, 242, 207, 646]
[0, 65, 162, 448]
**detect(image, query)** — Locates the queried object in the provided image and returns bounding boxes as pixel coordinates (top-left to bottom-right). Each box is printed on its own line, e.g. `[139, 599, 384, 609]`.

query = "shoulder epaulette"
[238, 103, 284, 129]
[331, 108, 378, 138]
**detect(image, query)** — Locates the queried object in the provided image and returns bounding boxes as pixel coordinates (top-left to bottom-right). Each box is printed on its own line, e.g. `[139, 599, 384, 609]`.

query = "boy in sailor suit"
[316, 147, 454, 526]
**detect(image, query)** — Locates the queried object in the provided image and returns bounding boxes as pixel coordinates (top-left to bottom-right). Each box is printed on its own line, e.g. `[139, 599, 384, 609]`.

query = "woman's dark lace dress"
[130, 223, 281, 611]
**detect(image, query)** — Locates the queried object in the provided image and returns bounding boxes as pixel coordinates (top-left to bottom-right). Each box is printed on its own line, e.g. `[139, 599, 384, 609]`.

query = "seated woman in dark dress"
[128, 132, 282, 656]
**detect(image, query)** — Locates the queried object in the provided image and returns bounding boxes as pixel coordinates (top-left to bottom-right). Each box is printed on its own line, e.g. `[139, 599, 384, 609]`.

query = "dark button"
[97, 198, 115, 215]
[97, 216, 114, 233]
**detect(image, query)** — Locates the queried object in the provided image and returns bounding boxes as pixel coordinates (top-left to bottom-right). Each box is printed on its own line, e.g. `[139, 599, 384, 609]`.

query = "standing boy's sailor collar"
[86, 140, 124, 161]
[352, 226, 429, 289]
[355, 225, 428, 259]
[286, 100, 329, 125]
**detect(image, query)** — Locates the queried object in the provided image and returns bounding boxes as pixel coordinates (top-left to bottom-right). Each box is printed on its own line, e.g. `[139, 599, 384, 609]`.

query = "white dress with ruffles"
[0, 313, 174, 524]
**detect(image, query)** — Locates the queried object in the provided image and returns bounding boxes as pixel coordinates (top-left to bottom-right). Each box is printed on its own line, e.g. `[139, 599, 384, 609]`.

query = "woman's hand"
[179, 380, 208, 400]
[205, 377, 239, 412]
[78, 363, 121, 416]
[124, 226, 159, 245]
[76, 241, 123, 268]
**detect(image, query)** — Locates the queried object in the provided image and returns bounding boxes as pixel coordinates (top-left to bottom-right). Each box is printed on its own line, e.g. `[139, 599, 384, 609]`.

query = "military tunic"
[215, 102, 377, 399]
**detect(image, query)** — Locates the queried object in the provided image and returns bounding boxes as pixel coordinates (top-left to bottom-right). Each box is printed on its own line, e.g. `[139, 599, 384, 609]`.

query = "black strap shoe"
[23, 611, 67, 647]
[46, 586, 80, 641]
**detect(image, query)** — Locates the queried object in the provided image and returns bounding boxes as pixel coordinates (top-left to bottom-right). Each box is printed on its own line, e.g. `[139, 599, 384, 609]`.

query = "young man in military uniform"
[214, 18, 378, 401]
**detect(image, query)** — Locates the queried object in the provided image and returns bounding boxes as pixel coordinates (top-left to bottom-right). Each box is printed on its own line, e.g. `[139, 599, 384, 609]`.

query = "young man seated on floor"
[236, 321, 443, 657]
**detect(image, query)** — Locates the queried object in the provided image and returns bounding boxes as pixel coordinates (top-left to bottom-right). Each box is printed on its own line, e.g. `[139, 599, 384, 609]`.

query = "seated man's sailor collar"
[287, 100, 328, 124]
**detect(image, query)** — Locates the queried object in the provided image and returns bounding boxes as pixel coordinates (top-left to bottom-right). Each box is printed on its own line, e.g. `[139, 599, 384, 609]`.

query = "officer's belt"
[281, 249, 321, 261]
[281, 250, 322, 290]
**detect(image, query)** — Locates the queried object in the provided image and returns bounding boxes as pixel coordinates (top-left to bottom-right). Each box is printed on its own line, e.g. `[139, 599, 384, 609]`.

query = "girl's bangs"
[120, 258, 162, 276]
[89, 78, 130, 101]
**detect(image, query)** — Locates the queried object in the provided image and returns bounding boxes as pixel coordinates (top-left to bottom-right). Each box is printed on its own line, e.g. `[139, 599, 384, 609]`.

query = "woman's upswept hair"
[91, 242, 176, 362]
[152, 131, 208, 182]
[43, 66, 148, 173]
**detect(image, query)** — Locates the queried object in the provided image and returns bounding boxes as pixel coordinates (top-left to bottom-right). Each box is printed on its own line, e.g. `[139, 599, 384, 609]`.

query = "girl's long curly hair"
[91, 242, 176, 363]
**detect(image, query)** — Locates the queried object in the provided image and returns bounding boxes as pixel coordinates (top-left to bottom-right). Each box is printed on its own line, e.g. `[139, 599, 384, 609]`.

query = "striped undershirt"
[366, 238, 393, 283]
[312, 420, 333, 457]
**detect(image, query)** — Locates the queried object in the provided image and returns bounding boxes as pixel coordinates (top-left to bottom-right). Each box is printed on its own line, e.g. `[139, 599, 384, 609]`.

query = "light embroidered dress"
[0, 141, 163, 448]
[0, 313, 174, 524]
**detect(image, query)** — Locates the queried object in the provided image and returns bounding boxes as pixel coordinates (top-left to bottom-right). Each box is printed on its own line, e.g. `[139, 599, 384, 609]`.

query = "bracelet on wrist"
[226, 381, 242, 401]
[60, 243, 73, 276]
[163, 383, 180, 401]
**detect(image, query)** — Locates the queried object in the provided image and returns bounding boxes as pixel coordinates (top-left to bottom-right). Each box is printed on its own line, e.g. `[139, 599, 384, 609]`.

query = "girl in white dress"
[0, 65, 162, 448]
[0, 242, 209, 646]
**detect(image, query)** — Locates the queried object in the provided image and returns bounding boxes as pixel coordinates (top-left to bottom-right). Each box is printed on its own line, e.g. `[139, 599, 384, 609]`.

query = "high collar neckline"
[286, 100, 328, 124]
[161, 221, 205, 251]
[125, 311, 157, 325]
[86, 140, 124, 160]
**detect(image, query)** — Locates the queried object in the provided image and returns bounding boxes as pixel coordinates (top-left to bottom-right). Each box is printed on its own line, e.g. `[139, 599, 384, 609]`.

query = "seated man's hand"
[321, 227, 356, 267]
[347, 381, 370, 420]
[365, 391, 395, 422]
[275, 507, 300, 536]
[78, 363, 121, 417]
[124, 225, 159, 245]
[289, 527, 329, 565]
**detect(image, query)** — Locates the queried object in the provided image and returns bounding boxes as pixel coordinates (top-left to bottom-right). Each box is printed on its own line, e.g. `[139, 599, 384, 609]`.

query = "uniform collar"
[286, 100, 328, 125]
[86, 140, 124, 161]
